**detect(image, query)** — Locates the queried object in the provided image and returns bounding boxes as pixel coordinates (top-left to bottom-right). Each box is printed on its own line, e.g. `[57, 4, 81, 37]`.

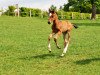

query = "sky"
[0, 0, 68, 10]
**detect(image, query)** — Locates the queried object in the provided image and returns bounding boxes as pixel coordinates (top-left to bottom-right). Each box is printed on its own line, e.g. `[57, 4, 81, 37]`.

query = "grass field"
[0, 16, 100, 75]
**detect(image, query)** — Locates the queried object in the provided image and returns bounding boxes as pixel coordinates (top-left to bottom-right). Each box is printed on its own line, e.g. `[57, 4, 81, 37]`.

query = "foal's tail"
[73, 24, 78, 29]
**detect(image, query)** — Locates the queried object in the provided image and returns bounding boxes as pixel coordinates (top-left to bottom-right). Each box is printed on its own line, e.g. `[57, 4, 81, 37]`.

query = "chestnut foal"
[48, 10, 78, 56]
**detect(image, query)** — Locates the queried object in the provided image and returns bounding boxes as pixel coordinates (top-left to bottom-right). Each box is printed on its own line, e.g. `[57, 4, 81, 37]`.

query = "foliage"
[97, 14, 100, 19]
[32, 9, 41, 17]
[63, 0, 100, 19]
[57, 10, 92, 20]
[4, 5, 100, 19]
[63, 0, 100, 14]
[4, 6, 43, 17]
[20, 7, 43, 17]
[8, 6, 16, 12]
[42, 11, 48, 18]
[5, 6, 16, 16]
[20, 7, 42, 17]
[20, 7, 29, 17]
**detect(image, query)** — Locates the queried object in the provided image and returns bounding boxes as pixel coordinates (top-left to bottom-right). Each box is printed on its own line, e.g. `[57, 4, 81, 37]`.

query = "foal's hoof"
[49, 51, 51, 53]
[57, 46, 61, 49]
[60, 53, 65, 57]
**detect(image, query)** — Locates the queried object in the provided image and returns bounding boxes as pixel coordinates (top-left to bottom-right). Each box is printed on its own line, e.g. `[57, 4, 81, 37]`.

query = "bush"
[32, 9, 41, 17]
[20, 7, 29, 17]
[57, 10, 93, 20]
[84, 13, 91, 19]
[9, 12, 15, 16]
[96, 14, 100, 19]
[72, 12, 81, 19]
[20, 12, 28, 17]
[65, 12, 72, 19]
[42, 11, 48, 18]
[4, 6, 100, 19]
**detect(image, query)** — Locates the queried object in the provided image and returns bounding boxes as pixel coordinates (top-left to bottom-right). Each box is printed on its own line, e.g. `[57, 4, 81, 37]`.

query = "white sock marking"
[61, 43, 69, 57]
[48, 43, 51, 51]
[63, 43, 69, 53]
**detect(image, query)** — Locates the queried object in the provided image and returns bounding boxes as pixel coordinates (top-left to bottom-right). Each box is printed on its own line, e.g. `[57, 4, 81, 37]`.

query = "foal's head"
[48, 9, 58, 24]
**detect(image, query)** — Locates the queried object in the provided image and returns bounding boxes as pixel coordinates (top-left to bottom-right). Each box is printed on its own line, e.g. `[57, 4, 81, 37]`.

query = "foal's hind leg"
[61, 31, 70, 56]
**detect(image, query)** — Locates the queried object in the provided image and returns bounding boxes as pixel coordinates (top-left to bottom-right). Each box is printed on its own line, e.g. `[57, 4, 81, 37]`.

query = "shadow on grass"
[19, 53, 56, 60]
[75, 58, 100, 65]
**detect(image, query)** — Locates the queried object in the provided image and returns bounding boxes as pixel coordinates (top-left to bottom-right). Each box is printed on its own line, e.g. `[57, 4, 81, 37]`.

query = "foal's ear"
[49, 8, 51, 13]
[49, 8, 52, 13]
[48, 8, 55, 14]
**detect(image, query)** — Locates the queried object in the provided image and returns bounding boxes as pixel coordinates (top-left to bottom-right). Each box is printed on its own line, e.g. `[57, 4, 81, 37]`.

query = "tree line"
[4, 6, 48, 18]
[2, 0, 100, 20]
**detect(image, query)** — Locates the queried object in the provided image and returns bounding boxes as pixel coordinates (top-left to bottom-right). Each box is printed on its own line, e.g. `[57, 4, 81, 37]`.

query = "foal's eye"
[51, 16, 53, 18]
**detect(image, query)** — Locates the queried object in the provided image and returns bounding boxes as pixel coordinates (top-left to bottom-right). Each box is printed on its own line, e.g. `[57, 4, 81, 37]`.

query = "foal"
[48, 10, 78, 56]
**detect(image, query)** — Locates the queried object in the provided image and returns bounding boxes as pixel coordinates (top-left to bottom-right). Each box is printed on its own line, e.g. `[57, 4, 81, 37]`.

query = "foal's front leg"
[61, 31, 70, 57]
[48, 33, 52, 52]
[54, 38, 61, 49]
[54, 31, 62, 49]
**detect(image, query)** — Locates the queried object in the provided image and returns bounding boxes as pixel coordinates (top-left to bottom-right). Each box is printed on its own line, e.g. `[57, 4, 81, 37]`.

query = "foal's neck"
[53, 19, 59, 25]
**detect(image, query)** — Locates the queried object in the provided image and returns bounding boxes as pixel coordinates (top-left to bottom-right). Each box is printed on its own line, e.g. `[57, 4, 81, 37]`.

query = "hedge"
[3, 10, 100, 19]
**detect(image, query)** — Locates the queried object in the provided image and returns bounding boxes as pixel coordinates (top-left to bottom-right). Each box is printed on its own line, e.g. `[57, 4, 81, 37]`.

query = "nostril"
[48, 21, 51, 24]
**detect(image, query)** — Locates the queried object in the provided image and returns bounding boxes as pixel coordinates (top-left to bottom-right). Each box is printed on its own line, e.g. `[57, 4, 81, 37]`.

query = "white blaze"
[49, 13, 52, 16]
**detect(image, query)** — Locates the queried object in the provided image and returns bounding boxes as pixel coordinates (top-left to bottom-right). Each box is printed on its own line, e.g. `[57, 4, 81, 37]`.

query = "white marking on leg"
[48, 33, 52, 52]
[48, 43, 51, 51]
[63, 43, 69, 53]
[61, 43, 69, 57]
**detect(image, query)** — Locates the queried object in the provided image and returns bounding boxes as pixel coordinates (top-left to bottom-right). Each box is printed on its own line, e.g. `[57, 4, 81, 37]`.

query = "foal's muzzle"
[48, 21, 51, 24]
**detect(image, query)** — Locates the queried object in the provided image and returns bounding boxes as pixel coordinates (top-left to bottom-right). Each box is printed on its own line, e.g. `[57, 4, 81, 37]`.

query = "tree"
[6, 6, 16, 16]
[63, 0, 100, 19]
[64, 0, 91, 12]
[8, 6, 16, 12]
[84, 0, 100, 19]
[89, 0, 100, 19]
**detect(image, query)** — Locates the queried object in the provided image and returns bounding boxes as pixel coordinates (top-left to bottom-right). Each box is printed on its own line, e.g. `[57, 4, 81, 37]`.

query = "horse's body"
[48, 10, 78, 56]
[52, 20, 73, 32]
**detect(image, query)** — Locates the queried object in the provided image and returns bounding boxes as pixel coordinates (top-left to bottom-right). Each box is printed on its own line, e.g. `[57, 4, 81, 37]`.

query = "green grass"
[0, 16, 100, 75]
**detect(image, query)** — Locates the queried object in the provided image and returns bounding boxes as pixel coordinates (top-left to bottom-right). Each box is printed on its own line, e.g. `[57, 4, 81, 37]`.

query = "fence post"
[30, 9, 31, 17]
[61, 12, 63, 19]
[15, 12, 16, 16]
[0, 12, 1, 16]
[80, 13, 83, 19]
[41, 11, 43, 18]
[71, 12, 73, 19]
[16, 4, 19, 17]
[89, 14, 91, 19]
[1, 7, 3, 16]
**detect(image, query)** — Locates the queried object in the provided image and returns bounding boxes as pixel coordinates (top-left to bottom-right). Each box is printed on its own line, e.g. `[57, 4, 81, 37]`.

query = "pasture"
[0, 16, 100, 75]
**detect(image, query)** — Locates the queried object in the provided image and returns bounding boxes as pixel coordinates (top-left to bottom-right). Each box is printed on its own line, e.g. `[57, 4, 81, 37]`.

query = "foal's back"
[58, 20, 73, 32]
